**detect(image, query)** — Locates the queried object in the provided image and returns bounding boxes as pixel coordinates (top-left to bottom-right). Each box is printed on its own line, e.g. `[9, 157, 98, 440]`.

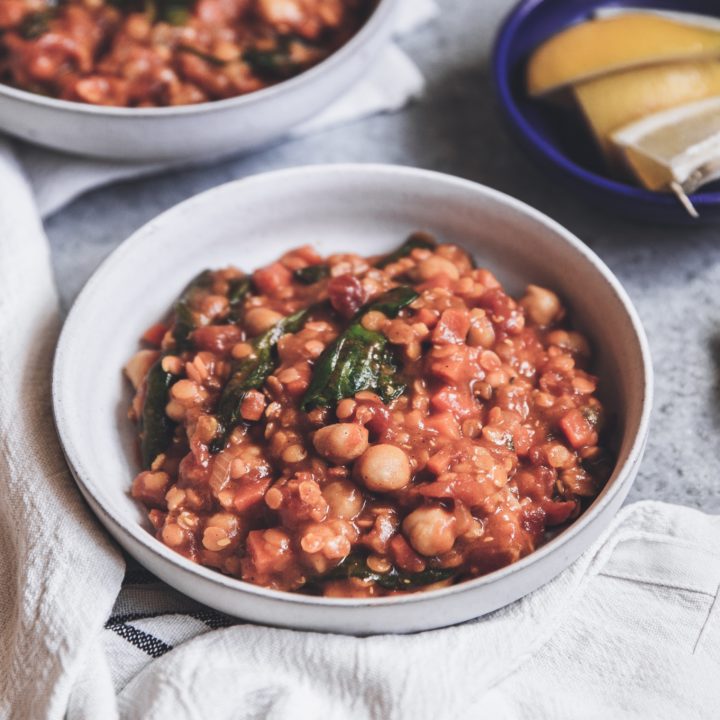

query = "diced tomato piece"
[178, 452, 211, 485]
[253, 262, 292, 296]
[418, 473, 493, 508]
[245, 529, 293, 574]
[425, 411, 462, 439]
[479, 287, 525, 336]
[474, 269, 501, 290]
[430, 387, 476, 418]
[425, 446, 458, 476]
[191, 325, 243, 354]
[389, 534, 426, 573]
[542, 499, 577, 526]
[141, 322, 168, 347]
[559, 409, 595, 449]
[514, 466, 555, 502]
[131, 470, 169, 507]
[430, 354, 468, 384]
[234, 478, 272, 512]
[432, 309, 471, 345]
[328, 274, 367, 319]
[0, 2, 29, 27]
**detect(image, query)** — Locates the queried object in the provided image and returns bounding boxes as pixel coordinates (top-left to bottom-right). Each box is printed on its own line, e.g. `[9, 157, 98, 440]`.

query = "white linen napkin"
[0, 143, 125, 720]
[107, 501, 720, 720]
[14, 0, 437, 219]
[2, 137, 720, 718]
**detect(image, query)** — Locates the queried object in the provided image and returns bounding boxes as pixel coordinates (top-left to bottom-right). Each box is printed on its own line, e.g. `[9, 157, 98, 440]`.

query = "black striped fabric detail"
[106, 622, 173, 659]
[105, 610, 235, 658]
[106, 610, 234, 629]
[112, 553, 236, 657]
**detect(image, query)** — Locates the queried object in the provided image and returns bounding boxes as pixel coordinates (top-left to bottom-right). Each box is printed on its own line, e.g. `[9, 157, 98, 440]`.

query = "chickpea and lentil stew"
[0, 0, 375, 106]
[125, 234, 614, 597]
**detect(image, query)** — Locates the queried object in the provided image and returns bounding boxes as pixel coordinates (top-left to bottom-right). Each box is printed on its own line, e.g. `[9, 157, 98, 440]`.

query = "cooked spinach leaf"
[301, 286, 418, 410]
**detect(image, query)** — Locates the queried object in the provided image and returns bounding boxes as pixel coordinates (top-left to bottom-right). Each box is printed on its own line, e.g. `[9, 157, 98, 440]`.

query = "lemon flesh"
[573, 60, 720, 162]
[527, 14, 720, 97]
[611, 97, 720, 192]
[593, 7, 720, 32]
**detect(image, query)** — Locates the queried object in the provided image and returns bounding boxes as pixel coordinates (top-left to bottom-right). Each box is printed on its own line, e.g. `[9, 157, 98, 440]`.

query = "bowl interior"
[496, 0, 720, 207]
[54, 165, 650, 608]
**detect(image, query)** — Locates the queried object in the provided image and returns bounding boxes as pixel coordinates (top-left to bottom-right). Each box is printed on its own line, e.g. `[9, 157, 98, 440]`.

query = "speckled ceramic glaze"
[493, 0, 720, 223]
[53, 165, 653, 634]
[0, 0, 399, 162]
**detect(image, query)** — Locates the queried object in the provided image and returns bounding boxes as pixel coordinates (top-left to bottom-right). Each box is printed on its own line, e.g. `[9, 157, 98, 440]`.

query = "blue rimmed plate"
[493, 0, 720, 223]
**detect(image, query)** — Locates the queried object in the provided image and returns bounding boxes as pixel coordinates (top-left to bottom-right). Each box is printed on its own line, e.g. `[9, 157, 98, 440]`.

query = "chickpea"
[520, 285, 561, 327]
[323, 480, 365, 519]
[416, 256, 460, 282]
[467, 310, 495, 348]
[313, 423, 369, 465]
[245, 307, 284, 336]
[355, 444, 411, 493]
[546, 329, 590, 356]
[403, 506, 457, 556]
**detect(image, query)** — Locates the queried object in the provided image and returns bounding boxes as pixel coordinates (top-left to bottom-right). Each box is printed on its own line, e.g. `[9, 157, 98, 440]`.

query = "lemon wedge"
[573, 60, 720, 161]
[611, 97, 720, 215]
[527, 14, 720, 97]
[594, 7, 720, 32]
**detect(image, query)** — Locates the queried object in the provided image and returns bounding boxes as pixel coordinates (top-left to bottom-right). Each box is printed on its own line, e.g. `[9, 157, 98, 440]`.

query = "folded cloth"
[83, 503, 720, 719]
[0, 144, 125, 720]
[13, 0, 437, 219]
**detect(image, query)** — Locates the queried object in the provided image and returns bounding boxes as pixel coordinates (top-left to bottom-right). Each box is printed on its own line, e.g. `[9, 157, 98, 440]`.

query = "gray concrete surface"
[47, 0, 720, 511]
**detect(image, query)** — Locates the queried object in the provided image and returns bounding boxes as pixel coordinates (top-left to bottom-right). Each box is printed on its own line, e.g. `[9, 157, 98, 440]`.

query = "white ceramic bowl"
[53, 165, 653, 635]
[0, 0, 398, 162]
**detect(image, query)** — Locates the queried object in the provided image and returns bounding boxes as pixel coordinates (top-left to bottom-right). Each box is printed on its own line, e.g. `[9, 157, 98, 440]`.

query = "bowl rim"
[0, 0, 399, 118]
[491, 0, 720, 209]
[52, 163, 654, 609]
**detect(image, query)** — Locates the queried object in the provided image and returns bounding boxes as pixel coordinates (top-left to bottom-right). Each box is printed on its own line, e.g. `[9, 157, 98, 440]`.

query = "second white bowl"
[0, 0, 399, 161]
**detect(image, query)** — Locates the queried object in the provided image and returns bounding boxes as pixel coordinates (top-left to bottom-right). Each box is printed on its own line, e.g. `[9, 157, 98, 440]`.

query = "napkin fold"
[15, 0, 436, 219]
